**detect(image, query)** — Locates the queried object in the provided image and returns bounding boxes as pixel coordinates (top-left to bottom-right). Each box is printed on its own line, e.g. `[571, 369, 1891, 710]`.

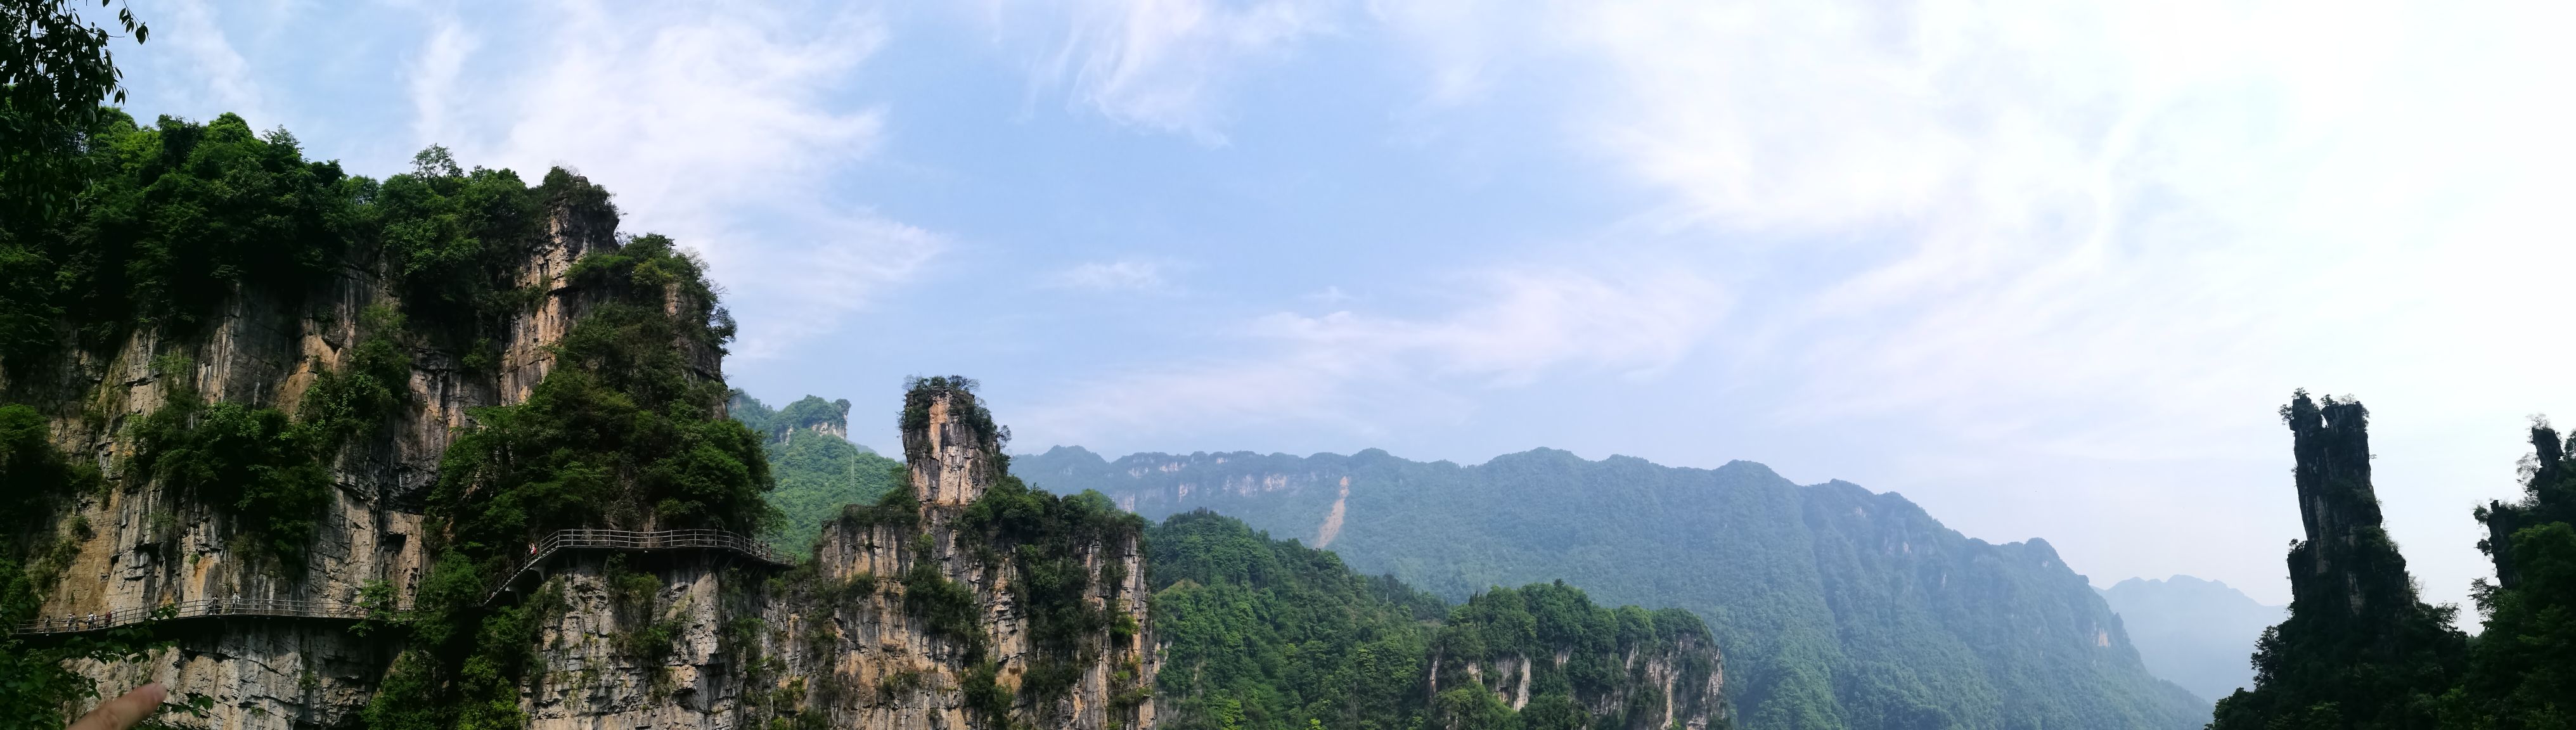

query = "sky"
[107, 0, 2576, 612]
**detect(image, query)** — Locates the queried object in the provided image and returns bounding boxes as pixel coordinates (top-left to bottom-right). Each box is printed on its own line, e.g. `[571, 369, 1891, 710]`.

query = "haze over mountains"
[2099, 577, 2284, 703]
[733, 388, 2300, 729]
[1012, 445, 2203, 730]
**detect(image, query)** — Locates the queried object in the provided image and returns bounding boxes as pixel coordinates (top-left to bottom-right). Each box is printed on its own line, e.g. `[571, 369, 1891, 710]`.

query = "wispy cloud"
[1048, 259, 1176, 293]
[981, 0, 1341, 142]
[1371, 0, 2576, 606]
[153, 0, 265, 121]
[404, 0, 939, 357]
[1018, 265, 1723, 442]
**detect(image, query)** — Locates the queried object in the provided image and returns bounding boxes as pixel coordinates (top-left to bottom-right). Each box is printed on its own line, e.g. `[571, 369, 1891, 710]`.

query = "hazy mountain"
[2098, 576, 2284, 702]
[1016, 445, 2206, 730]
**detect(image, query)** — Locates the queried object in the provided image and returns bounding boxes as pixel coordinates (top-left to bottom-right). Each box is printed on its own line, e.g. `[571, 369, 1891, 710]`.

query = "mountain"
[1147, 510, 1727, 730]
[0, 116, 1151, 730]
[730, 391, 905, 554]
[2098, 577, 2284, 701]
[1016, 445, 2207, 730]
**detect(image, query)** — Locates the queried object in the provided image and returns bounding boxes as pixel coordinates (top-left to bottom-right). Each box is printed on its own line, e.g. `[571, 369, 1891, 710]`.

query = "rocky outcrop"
[2279, 392, 2416, 619]
[12, 187, 621, 730]
[762, 385, 1156, 730]
[1425, 583, 1724, 730]
[501, 386, 1155, 730]
[2205, 392, 2469, 730]
[12, 187, 1159, 730]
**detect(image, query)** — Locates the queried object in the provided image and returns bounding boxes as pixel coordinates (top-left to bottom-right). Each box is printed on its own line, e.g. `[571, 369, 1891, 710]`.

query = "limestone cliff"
[11, 224, 1152, 730]
[2205, 392, 2468, 730]
[8, 184, 620, 729]
[505, 383, 1155, 730]
[1425, 583, 1724, 730]
[759, 381, 1154, 730]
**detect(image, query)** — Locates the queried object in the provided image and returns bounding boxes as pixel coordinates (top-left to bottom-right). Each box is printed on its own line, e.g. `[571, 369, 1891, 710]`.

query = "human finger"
[68, 682, 167, 730]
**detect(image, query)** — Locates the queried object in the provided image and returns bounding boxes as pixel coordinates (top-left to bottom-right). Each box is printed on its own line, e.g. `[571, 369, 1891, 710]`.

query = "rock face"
[2204, 392, 2468, 730]
[1424, 583, 1725, 730]
[13, 196, 1157, 730]
[767, 386, 1155, 730]
[511, 387, 1155, 730]
[2279, 394, 2416, 620]
[12, 193, 619, 729]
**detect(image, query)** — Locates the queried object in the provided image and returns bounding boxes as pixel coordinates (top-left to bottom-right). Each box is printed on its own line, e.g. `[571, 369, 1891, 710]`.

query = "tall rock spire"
[2210, 390, 2464, 730]
[901, 376, 1006, 506]
[2280, 392, 2413, 619]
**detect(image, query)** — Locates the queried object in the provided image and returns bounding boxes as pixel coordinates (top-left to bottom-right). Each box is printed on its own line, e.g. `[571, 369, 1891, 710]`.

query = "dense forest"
[9, 4, 2572, 730]
[2210, 392, 2573, 730]
[732, 401, 1735, 730]
[1017, 447, 2206, 730]
[1145, 510, 1727, 730]
[0, 103, 772, 728]
[730, 392, 902, 554]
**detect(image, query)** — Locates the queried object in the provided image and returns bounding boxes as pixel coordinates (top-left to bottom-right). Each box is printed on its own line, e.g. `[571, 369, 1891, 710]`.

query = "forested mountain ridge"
[730, 392, 903, 554]
[1017, 445, 2205, 730]
[1145, 510, 1728, 730]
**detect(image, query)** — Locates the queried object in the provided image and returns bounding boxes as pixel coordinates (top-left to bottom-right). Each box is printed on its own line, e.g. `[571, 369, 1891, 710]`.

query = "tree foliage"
[1143, 511, 1722, 730]
[1, 0, 146, 219]
[1017, 446, 2205, 730]
[2210, 392, 2469, 730]
[731, 391, 901, 554]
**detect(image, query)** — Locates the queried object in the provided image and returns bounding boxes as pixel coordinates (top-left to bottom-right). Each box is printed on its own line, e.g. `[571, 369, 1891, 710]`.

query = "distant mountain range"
[1015, 445, 2207, 730]
[2099, 576, 2286, 703]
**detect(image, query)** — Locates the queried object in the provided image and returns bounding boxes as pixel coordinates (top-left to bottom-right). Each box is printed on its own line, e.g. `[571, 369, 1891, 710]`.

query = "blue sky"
[112, 0, 2576, 612]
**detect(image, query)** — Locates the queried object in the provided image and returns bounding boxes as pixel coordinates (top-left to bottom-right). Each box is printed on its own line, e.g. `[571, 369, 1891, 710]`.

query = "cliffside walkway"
[481, 528, 792, 606]
[11, 529, 789, 634]
[10, 598, 370, 636]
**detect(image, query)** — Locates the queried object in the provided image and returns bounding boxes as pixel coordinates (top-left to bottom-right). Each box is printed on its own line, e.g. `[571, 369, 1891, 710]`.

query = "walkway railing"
[481, 528, 791, 606]
[11, 598, 368, 636]
[11, 528, 789, 633]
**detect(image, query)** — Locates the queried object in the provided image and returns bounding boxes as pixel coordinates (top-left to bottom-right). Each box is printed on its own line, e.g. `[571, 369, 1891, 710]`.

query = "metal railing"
[11, 597, 370, 636]
[11, 528, 789, 633]
[481, 528, 790, 605]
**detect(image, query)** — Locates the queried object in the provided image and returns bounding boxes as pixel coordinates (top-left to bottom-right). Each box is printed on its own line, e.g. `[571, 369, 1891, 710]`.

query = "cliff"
[1427, 583, 1724, 730]
[501, 382, 1154, 730]
[749, 380, 1156, 730]
[1, 117, 1154, 730]
[1142, 509, 1720, 730]
[2206, 392, 2466, 730]
[1014, 446, 2201, 730]
[4, 166, 618, 729]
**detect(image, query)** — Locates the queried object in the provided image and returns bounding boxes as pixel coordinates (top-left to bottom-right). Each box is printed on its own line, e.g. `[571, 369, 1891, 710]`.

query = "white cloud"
[1004, 0, 2576, 610]
[1048, 259, 1175, 292]
[151, 0, 266, 121]
[981, 0, 1341, 141]
[406, 0, 939, 358]
[1018, 266, 1723, 443]
[1372, 0, 2576, 608]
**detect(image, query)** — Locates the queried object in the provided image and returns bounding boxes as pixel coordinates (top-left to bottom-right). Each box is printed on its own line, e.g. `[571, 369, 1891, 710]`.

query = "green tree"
[2, 0, 146, 217]
[2448, 422, 2576, 729]
[2209, 392, 2467, 730]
